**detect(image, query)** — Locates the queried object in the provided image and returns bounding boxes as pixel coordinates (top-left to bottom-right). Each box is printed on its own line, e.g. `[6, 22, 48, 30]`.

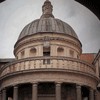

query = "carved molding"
[14, 34, 82, 55]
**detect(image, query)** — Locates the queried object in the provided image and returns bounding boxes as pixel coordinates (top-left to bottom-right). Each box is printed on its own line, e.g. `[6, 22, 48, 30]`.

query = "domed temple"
[0, 0, 100, 100]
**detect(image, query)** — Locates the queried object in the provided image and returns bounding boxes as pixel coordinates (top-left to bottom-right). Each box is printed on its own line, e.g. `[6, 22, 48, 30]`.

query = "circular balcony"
[0, 56, 96, 79]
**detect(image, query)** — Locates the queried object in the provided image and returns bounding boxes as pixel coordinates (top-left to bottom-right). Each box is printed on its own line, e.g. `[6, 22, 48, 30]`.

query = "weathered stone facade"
[92, 50, 100, 100]
[0, 0, 100, 100]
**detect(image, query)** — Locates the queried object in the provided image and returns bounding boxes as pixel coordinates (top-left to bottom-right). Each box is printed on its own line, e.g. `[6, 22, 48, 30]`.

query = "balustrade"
[0, 56, 95, 77]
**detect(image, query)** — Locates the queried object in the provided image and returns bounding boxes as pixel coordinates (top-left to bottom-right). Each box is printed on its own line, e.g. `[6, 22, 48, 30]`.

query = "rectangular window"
[43, 52, 50, 56]
[43, 46, 50, 64]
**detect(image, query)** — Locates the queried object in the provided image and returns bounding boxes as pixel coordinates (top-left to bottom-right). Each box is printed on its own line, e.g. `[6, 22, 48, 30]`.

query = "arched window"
[57, 47, 64, 56]
[30, 47, 36, 57]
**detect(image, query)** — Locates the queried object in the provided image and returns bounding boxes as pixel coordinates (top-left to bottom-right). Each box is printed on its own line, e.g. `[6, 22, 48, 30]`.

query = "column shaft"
[76, 85, 82, 100]
[13, 86, 18, 100]
[95, 90, 98, 100]
[56, 83, 61, 100]
[0, 92, 2, 100]
[2, 89, 6, 100]
[89, 88, 94, 100]
[32, 83, 38, 100]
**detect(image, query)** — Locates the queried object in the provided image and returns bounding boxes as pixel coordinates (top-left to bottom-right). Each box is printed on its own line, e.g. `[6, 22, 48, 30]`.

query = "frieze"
[14, 36, 82, 55]
[0, 70, 98, 90]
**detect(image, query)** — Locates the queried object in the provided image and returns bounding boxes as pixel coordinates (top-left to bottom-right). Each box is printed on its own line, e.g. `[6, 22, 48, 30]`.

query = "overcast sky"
[0, 0, 100, 58]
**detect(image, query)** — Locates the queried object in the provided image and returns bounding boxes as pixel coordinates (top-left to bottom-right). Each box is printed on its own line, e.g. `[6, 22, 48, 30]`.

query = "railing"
[0, 56, 96, 77]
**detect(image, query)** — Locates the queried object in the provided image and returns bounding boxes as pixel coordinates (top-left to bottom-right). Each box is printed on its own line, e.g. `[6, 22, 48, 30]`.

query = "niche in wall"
[70, 50, 74, 58]
[57, 47, 64, 56]
[30, 47, 36, 57]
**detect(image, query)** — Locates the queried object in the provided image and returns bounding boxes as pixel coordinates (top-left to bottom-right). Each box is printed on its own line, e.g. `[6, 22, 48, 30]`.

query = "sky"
[0, 0, 100, 58]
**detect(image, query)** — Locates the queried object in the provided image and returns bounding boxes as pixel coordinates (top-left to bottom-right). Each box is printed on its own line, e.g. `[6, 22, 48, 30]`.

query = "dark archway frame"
[75, 0, 100, 20]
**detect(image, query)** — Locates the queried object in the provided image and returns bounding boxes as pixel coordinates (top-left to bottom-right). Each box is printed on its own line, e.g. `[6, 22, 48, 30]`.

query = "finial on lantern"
[41, 0, 54, 18]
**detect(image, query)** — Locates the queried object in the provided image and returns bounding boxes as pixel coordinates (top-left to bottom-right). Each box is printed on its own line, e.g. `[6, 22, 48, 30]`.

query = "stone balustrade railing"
[0, 56, 96, 78]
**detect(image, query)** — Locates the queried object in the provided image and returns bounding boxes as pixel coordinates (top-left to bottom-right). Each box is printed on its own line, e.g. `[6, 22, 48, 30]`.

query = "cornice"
[0, 68, 99, 83]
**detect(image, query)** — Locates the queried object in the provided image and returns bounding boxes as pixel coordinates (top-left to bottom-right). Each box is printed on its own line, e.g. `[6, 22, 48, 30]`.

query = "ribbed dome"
[18, 0, 78, 40]
[18, 18, 78, 40]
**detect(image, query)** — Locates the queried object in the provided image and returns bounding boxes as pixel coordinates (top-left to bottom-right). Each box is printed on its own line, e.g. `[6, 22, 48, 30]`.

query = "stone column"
[89, 88, 94, 100]
[76, 85, 82, 100]
[55, 82, 61, 100]
[32, 83, 38, 100]
[95, 90, 98, 100]
[13, 86, 18, 100]
[2, 89, 6, 100]
[0, 91, 2, 100]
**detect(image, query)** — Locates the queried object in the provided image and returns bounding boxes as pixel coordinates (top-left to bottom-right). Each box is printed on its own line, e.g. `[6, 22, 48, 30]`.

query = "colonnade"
[0, 82, 97, 100]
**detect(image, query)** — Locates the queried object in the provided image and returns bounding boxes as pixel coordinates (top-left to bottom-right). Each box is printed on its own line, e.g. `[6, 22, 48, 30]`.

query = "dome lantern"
[41, 0, 54, 18]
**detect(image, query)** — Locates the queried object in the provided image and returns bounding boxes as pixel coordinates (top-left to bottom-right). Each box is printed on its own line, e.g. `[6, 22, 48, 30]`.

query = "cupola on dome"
[18, 0, 78, 40]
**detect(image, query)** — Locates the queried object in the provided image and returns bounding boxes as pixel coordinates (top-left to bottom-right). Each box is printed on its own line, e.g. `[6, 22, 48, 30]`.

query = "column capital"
[32, 81, 38, 84]
[14, 85, 18, 88]
[76, 85, 81, 89]
[13, 84, 19, 87]
[55, 82, 62, 85]
[32, 82, 38, 87]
